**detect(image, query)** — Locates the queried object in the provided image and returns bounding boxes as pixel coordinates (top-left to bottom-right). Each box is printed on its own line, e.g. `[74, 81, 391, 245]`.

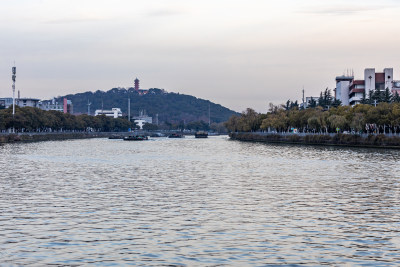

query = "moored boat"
[108, 134, 124, 139]
[168, 133, 184, 138]
[195, 131, 208, 138]
[123, 135, 148, 141]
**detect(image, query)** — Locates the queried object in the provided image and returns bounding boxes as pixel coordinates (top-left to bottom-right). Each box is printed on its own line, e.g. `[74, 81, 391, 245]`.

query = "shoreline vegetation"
[225, 102, 400, 149]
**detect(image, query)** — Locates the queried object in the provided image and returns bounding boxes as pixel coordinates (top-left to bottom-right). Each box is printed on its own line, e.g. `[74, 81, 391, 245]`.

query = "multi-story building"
[40, 98, 64, 112]
[335, 68, 396, 106]
[40, 98, 73, 114]
[0, 97, 40, 109]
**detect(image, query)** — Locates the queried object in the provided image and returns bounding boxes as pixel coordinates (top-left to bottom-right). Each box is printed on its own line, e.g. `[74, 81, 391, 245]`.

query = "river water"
[1, 136, 400, 266]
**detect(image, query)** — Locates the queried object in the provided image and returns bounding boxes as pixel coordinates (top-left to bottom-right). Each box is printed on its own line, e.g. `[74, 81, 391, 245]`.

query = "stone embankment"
[229, 132, 400, 149]
[0, 132, 129, 143]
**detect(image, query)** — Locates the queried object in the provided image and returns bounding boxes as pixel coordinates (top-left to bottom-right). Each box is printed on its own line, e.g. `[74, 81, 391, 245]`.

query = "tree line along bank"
[224, 103, 400, 134]
[0, 106, 226, 133]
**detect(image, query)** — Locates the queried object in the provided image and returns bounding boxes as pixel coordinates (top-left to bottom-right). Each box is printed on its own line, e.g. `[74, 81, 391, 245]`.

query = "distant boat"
[123, 135, 148, 141]
[149, 132, 165, 137]
[168, 133, 184, 138]
[195, 131, 208, 138]
[108, 134, 124, 139]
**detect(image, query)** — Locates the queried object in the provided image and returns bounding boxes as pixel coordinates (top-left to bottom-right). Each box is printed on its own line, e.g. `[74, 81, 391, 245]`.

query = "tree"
[393, 91, 400, 103]
[360, 92, 368, 104]
[210, 122, 227, 133]
[384, 87, 392, 103]
[260, 109, 288, 132]
[331, 99, 342, 108]
[327, 115, 347, 132]
[224, 115, 241, 132]
[142, 123, 159, 131]
[350, 113, 365, 133]
[308, 97, 317, 108]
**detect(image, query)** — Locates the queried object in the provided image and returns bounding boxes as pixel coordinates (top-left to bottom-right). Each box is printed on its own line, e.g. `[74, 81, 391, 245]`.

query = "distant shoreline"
[0, 132, 123, 143]
[229, 132, 400, 149]
[0, 131, 222, 144]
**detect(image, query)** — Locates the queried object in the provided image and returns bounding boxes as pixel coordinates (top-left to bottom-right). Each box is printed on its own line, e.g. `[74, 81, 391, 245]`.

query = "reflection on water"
[1, 136, 400, 265]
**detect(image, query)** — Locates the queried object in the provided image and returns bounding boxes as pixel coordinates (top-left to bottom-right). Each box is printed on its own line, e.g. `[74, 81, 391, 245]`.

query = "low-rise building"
[95, 108, 122, 118]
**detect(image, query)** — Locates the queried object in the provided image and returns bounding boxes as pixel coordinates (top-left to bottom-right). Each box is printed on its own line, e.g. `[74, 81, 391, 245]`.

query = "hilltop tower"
[134, 78, 140, 91]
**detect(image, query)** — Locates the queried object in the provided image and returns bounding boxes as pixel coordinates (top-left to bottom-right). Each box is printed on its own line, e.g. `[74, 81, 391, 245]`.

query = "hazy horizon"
[1, 0, 400, 113]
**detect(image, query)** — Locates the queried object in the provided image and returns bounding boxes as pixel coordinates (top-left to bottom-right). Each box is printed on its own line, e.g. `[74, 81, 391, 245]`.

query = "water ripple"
[1, 136, 400, 265]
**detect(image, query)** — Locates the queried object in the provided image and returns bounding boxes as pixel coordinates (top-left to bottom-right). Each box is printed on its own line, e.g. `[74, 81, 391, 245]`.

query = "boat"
[108, 134, 124, 139]
[149, 132, 165, 137]
[168, 133, 184, 138]
[123, 135, 148, 141]
[195, 131, 208, 138]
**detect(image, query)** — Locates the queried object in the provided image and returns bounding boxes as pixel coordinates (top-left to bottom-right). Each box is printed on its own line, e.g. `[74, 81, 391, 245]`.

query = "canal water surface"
[1, 136, 400, 265]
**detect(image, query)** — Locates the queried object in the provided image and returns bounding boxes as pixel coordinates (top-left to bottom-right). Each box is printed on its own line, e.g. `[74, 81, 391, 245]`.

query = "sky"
[1, 0, 400, 112]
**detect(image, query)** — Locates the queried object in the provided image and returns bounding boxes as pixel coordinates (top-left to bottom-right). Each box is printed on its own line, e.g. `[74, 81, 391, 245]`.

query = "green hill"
[54, 88, 238, 123]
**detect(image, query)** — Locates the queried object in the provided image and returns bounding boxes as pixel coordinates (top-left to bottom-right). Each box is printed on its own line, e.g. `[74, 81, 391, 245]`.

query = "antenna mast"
[12, 64, 16, 117]
[87, 99, 91, 115]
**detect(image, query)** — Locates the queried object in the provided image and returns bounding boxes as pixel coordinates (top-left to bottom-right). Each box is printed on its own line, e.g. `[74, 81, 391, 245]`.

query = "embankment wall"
[229, 132, 400, 149]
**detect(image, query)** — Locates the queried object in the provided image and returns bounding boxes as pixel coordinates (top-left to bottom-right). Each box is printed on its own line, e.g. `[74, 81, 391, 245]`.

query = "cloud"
[301, 5, 390, 16]
[147, 8, 183, 17]
[44, 17, 108, 24]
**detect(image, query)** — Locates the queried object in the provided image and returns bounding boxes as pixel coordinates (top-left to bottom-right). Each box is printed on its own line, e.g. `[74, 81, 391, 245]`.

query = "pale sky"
[1, 0, 400, 112]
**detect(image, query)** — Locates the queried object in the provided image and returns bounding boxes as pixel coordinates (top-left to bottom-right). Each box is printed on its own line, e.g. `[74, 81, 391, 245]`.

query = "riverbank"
[0, 132, 130, 143]
[229, 132, 400, 149]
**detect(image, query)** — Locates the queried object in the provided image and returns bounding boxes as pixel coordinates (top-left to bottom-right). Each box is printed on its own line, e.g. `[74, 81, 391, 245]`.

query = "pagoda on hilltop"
[134, 77, 148, 95]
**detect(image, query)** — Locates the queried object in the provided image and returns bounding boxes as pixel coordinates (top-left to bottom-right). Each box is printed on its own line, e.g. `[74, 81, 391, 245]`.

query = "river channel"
[1, 136, 400, 265]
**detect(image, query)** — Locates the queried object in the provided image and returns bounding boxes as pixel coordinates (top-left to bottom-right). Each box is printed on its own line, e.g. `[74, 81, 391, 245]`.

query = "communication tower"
[12, 65, 16, 116]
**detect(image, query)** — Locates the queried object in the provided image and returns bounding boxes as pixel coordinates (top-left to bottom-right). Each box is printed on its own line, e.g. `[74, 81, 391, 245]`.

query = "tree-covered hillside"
[55, 88, 238, 123]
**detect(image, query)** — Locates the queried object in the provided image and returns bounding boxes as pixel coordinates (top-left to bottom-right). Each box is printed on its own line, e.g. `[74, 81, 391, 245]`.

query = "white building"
[132, 110, 153, 129]
[95, 108, 122, 118]
[132, 110, 152, 123]
[335, 68, 397, 106]
[134, 119, 147, 129]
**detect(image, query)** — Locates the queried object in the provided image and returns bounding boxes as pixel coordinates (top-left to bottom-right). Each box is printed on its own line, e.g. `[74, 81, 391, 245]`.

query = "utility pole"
[302, 86, 305, 109]
[128, 97, 131, 121]
[208, 103, 211, 126]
